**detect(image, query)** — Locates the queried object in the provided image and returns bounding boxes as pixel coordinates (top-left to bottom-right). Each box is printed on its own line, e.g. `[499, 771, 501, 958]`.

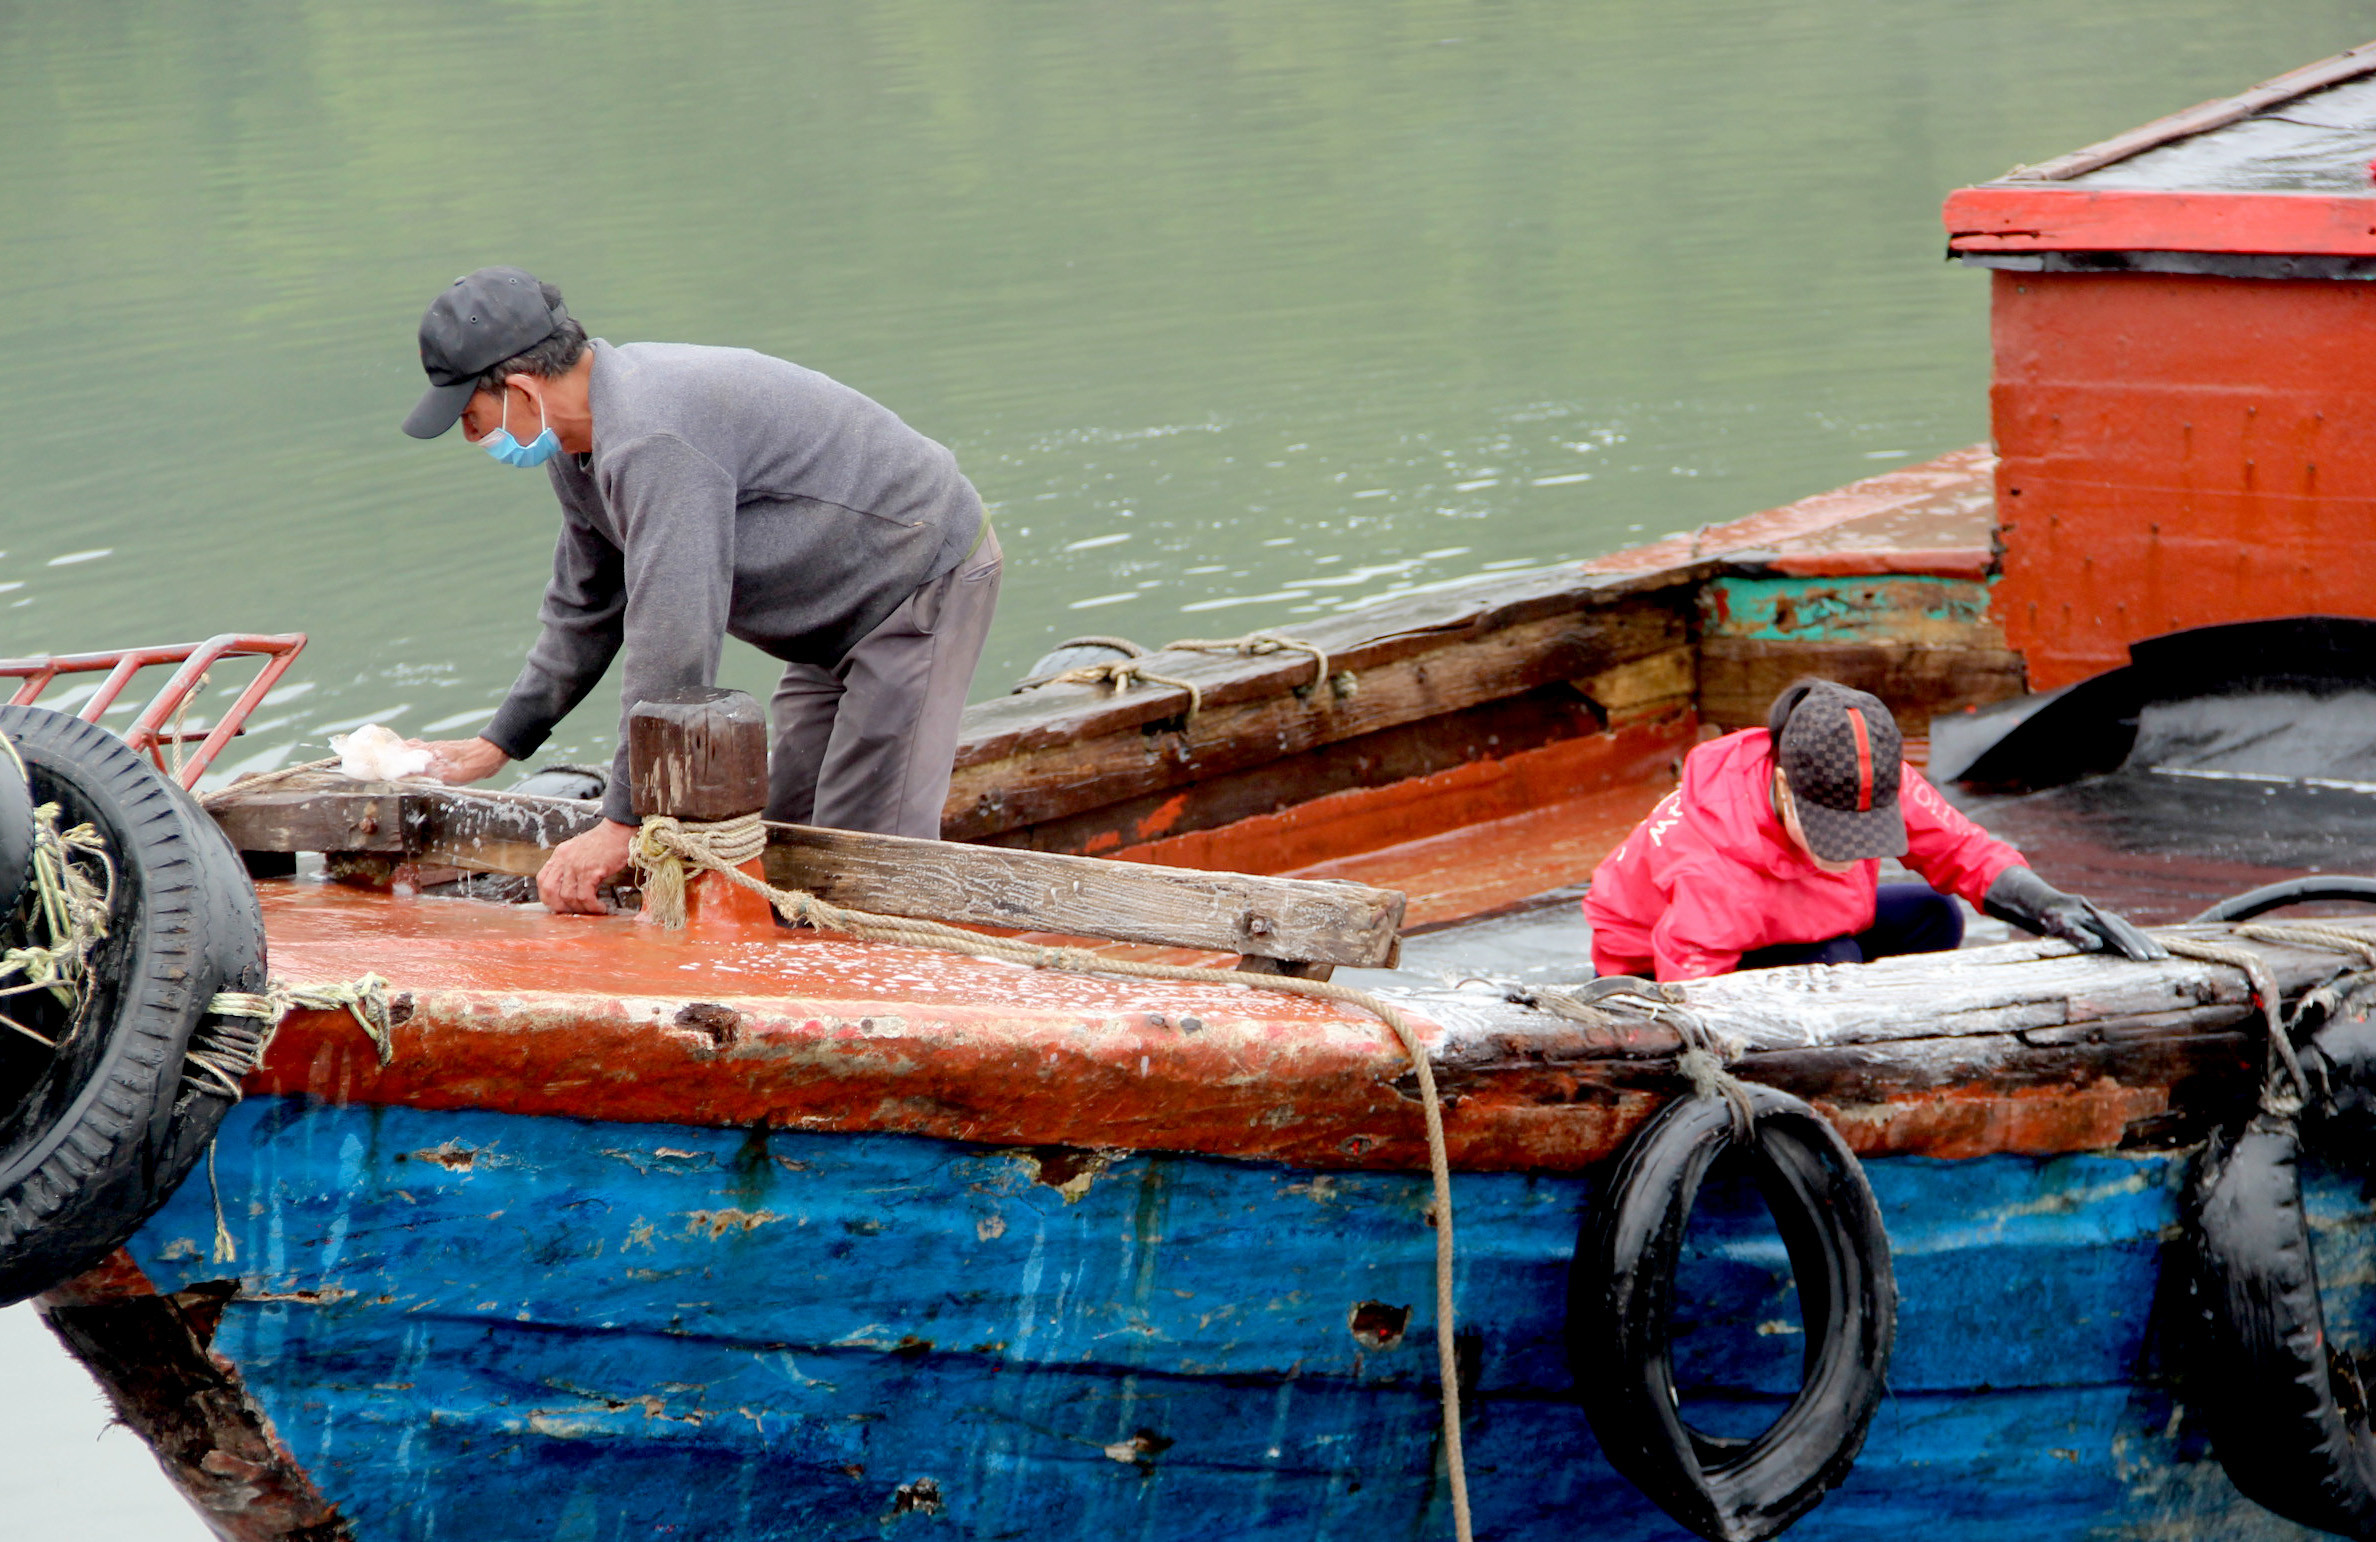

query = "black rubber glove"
[1983, 865, 2168, 962]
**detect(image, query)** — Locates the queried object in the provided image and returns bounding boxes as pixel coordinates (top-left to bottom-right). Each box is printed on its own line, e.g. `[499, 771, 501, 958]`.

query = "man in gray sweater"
[400, 267, 1000, 913]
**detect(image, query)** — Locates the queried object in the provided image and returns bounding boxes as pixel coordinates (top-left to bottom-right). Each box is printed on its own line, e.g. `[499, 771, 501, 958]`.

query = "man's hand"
[539, 820, 637, 915]
[411, 736, 509, 786]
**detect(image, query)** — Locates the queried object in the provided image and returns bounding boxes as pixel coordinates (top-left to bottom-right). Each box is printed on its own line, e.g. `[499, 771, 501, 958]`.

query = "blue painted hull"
[129, 1099, 2351, 1539]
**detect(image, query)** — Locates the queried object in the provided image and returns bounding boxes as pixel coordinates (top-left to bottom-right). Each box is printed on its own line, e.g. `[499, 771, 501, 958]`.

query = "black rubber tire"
[2192, 876, 2376, 924]
[0, 731, 32, 920]
[2188, 1111, 2376, 1538]
[1570, 1083, 1898, 1542]
[0, 706, 264, 1305]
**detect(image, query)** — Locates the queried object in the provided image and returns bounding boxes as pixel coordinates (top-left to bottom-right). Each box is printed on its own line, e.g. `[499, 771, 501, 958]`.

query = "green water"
[0, 2, 2367, 779]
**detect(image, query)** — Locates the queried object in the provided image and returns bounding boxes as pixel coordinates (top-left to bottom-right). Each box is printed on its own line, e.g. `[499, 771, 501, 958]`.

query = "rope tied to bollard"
[632, 810, 1477, 1541]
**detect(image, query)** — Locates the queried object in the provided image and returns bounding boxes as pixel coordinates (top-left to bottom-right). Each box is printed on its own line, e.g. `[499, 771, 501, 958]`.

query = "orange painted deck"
[247, 879, 1675, 1174]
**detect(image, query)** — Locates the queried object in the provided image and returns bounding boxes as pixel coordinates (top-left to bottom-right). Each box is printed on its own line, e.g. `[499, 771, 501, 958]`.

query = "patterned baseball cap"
[1773, 682, 1907, 862]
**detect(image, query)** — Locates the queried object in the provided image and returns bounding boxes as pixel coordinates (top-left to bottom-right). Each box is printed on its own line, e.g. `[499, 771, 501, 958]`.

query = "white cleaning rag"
[329, 724, 434, 782]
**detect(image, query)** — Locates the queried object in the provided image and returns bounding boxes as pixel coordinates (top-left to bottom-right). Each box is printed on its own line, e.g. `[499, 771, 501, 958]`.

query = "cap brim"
[401, 379, 477, 439]
[1795, 798, 1908, 863]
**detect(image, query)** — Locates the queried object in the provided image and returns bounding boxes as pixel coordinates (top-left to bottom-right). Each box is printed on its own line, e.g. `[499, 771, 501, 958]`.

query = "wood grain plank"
[1697, 637, 2027, 730]
[948, 594, 1691, 839]
[762, 823, 1404, 967]
[209, 781, 1408, 967]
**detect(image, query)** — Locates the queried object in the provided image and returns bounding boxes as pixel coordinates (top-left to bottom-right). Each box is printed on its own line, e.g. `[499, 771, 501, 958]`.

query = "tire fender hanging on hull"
[0, 706, 265, 1306]
[2189, 952, 2376, 1542]
[1569, 1082, 1897, 1542]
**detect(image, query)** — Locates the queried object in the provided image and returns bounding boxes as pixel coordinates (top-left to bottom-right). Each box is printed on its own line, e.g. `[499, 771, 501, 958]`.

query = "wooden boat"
[22, 38, 2376, 1542]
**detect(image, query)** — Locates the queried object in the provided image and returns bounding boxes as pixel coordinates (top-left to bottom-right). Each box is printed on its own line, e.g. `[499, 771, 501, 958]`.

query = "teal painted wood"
[130, 1099, 2351, 1540]
[1701, 575, 1995, 643]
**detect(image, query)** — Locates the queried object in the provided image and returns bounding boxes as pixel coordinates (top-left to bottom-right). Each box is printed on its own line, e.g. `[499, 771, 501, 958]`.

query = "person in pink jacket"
[1586, 678, 2163, 981]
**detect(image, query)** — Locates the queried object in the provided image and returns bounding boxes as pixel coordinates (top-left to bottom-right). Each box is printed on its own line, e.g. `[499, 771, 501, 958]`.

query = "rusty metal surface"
[0, 633, 308, 786]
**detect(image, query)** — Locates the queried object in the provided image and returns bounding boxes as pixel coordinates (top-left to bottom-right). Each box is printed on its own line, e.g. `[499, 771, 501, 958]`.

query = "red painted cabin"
[1945, 41, 2376, 690]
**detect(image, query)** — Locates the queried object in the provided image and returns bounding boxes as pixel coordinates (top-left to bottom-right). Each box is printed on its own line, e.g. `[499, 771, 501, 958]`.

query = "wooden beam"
[1697, 638, 2027, 731]
[762, 823, 1402, 967]
[203, 790, 415, 854]
[947, 575, 1695, 840]
[209, 780, 1407, 969]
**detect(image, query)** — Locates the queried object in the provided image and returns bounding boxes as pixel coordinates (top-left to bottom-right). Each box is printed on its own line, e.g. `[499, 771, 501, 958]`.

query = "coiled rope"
[633, 812, 1475, 1541]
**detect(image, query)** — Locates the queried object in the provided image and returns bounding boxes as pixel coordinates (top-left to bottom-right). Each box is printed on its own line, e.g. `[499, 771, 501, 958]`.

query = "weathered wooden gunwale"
[240, 873, 2359, 1172]
[938, 446, 2013, 883]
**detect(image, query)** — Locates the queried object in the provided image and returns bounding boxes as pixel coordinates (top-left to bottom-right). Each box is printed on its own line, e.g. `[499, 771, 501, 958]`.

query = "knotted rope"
[1459, 972, 1753, 1133]
[631, 814, 767, 929]
[197, 974, 395, 1264]
[1033, 628, 1344, 720]
[2160, 922, 2376, 1116]
[1168, 631, 1333, 692]
[200, 974, 396, 1087]
[1048, 656, 1207, 717]
[634, 812, 1475, 1541]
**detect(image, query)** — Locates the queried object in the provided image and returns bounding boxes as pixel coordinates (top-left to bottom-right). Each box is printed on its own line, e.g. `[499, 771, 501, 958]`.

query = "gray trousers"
[766, 527, 1002, 838]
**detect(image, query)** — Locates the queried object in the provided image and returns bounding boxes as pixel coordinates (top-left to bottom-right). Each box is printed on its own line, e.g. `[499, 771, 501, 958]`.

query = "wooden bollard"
[627, 688, 777, 934]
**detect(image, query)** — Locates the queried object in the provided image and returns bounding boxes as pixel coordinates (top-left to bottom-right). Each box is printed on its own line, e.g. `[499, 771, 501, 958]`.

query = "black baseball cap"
[1772, 681, 1907, 862]
[401, 266, 569, 439]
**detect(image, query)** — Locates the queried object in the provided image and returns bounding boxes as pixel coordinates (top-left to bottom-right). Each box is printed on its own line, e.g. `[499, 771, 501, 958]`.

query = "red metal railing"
[0, 634, 309, 787]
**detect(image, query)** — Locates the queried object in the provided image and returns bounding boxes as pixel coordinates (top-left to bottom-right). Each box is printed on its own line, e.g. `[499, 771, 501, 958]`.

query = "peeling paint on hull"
[125, 1100, 2364, 1539]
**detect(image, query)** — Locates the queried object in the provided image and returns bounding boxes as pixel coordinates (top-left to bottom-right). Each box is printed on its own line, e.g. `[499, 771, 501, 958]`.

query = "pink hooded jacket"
[1585, 728, 2026, 981]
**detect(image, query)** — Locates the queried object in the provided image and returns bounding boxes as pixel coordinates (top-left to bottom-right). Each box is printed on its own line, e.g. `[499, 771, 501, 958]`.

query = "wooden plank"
[1573, 645, 1695, 722]
[947, 588, 1692, 840]
[1697, 637, 2027, 731]
[207, 790, 415, 855]
[762, 823, 1404, 967]
[953, 564, 1707, 768]
[210, 781, 1407, 968]
[974, 684, 1611, 858]
[1412, 925, 2375, 1059]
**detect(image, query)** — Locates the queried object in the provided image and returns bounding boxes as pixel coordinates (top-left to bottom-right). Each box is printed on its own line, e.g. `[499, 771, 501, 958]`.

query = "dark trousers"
[1736, 883, 1965, 973]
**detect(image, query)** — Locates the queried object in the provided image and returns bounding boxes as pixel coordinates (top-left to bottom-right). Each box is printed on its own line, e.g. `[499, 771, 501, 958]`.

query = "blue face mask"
[474, 392, 561, 469]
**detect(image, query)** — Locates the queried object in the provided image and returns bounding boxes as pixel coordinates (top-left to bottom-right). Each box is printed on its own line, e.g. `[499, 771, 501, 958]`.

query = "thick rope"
[2166, 937, 2310, 1114]
[636, 814, 1474, 1540]
[2236, 920, 2376, 969]
[632, 814, 766, 929]
[2168, 921, 2376, 1117]
[1459, 972, 1752, 1132]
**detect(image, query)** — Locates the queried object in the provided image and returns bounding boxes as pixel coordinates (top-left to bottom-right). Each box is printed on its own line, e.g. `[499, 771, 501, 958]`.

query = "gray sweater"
[482, 340, 984, 822]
